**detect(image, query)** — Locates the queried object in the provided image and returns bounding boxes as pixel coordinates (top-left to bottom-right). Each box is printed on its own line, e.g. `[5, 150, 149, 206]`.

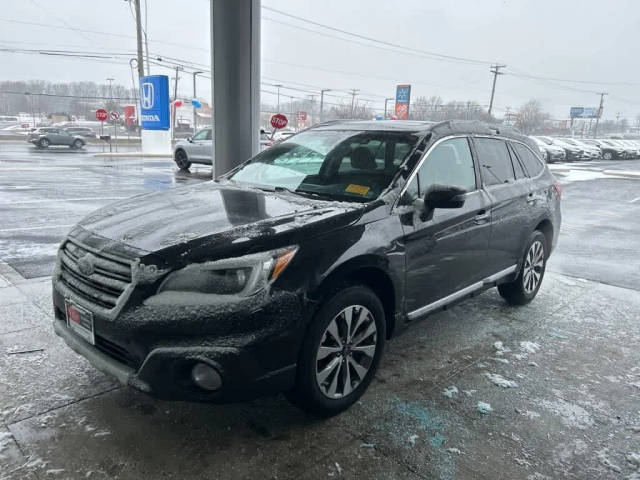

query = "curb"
[93, 152, 173, 158]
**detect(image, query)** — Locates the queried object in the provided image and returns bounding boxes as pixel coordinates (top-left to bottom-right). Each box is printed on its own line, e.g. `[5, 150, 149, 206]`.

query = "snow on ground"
[484, 373, 519, 388]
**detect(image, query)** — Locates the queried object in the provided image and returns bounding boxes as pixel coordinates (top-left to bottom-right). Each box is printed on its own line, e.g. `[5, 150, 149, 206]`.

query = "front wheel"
[603, 151, 612, 161]
[289, 285, 386, 416]
[71, 139, 83, 149]
[38, 138, 50, 148]
[174, 149, 191, 170]
[498, 231, 547, 305]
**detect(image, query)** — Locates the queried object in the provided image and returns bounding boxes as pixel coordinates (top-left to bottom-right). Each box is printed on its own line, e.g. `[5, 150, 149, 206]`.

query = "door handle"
[527, 193, 543, 204]
[474, 210, 490, 224]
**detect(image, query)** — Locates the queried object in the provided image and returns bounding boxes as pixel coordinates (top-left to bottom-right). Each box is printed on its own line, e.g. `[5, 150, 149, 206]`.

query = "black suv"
[53, 120, 561, 414]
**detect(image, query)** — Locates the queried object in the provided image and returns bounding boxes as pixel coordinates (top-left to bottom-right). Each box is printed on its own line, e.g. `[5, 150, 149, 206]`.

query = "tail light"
[553, 182, 562, 199]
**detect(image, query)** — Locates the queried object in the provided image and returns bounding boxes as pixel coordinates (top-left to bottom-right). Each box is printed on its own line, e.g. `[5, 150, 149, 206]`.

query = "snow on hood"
[76, 181, 363, 254]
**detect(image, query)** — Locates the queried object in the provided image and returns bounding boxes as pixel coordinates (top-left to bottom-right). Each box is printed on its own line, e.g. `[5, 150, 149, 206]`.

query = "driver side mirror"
[187, 137, 193, 143]
[424, 184, 467, 209]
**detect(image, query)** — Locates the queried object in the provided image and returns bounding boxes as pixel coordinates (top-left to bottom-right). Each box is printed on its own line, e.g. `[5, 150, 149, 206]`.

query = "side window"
[404, 137, 476, 201]
[192, 129, 209, 141]
[508, 144, 526, 179]
[474, 138, 515, 186]
[513, 143, 544, 177]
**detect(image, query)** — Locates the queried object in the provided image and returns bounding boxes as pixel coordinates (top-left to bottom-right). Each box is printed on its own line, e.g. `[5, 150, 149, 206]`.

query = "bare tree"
[516, 99, 548, 134]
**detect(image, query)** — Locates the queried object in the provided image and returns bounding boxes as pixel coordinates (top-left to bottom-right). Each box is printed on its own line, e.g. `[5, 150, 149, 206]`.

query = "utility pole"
[384, 97, 394, 118]
[350, 89, 360, 119]
[319, 89, 331, 123]
[193, 71, 203, 133]
[616, 111, 621, 132]
[593, 92, 608, 138]
[172, 65, 182, 139]
[274, 84, 282, 112]
[133, 0, 145, 78]
[307, 94, 317, 123]
[289, 96, 294, 121]
[488, 64, 506, 118]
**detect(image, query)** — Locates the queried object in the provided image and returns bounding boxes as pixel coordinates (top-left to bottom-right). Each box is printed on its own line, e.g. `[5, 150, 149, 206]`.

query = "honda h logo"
[141, 82, 154, 109]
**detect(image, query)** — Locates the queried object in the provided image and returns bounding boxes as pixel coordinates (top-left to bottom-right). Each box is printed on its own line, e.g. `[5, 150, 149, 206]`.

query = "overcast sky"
[1, 0, 639, 120]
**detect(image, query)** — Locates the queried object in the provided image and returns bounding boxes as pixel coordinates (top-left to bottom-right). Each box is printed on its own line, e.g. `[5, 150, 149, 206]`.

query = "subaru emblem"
[77, 254, 95, 276]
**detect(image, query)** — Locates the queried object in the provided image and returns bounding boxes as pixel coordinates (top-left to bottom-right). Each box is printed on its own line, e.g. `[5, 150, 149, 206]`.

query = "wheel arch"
[174, 147, 190, 161]
[311, 256, 398, 339]
[534, 218, 553, 258]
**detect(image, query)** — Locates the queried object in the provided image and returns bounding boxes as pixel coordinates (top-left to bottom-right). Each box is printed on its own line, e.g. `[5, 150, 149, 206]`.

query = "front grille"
[59, 240, 133, 310]
[94, 334, 140, 369]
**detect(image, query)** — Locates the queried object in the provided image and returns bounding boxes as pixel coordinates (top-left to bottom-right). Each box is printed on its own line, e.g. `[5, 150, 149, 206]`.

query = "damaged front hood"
[76, 181, 363, 254]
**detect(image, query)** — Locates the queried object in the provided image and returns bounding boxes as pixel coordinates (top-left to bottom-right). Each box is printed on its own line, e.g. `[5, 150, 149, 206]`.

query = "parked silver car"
[27, 128, 86, 149]
[173, 128, 213, 169]
[173, 128, 274, 169]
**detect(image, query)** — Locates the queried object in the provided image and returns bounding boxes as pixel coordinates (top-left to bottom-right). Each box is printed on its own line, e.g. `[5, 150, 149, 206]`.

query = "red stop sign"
[270, 113, 288, 130]
[95, 109, 108, 122]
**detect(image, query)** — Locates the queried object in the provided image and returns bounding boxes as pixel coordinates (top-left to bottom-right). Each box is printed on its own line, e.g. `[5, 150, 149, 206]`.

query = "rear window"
[513, 143, 544, 176]
[474, 138, 514, 186]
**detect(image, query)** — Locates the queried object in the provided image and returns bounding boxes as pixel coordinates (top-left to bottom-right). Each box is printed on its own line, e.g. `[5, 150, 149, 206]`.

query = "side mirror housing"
[424, 184, 467, 210]
[187, 137, 193, 143]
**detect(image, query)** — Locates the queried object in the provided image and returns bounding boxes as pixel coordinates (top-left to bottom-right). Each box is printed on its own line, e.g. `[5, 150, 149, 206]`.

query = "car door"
[48, 129, 66, 145]
[472, 136, 531, 272]
[190, 129, 212, 161]
[400, 136, 492, 317]
[511, 141, 549, 229]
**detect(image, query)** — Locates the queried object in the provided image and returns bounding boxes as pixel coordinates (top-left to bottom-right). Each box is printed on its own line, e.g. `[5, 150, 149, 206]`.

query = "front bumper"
[52, 282, 311, 403]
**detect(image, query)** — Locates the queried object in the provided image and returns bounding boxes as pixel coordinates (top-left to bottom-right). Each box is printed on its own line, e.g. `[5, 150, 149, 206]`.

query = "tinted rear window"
[474, 138, 514, 186]
[513, 143, 544, 176]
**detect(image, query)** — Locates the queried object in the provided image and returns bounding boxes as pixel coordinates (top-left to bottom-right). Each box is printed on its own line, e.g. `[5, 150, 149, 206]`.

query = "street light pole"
[274, 84, 282, 112]
[319, 89, 330, 123]
[172, 66, 183, 140]
[192, 70, 203, 134]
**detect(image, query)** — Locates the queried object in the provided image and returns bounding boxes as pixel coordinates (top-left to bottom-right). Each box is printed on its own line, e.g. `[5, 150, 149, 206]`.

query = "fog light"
[191, 363, 222, 391]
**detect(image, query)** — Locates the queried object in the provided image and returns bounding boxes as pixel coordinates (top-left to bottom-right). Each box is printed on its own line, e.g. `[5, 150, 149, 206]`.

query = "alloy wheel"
[315, 305, 377, 399]
[523, 240, 544, 294]
[176, 150, 189, 168]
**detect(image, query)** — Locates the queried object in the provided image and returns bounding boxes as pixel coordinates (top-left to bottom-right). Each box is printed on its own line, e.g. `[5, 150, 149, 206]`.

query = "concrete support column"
[210, 0, 261, 177]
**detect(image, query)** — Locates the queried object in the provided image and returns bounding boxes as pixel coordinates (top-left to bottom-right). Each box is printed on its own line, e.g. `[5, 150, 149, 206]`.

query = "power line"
[262, 6, 493, 67]
[0, 90, 136, 100]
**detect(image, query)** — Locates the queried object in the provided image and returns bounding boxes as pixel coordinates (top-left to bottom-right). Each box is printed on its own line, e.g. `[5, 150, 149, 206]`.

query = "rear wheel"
[289, 285, 386, 416]
[498, 231, 547, 305]
[174, 149, 191, 169]
[603, 151, 612, 161]
[38, 138, 50, 148]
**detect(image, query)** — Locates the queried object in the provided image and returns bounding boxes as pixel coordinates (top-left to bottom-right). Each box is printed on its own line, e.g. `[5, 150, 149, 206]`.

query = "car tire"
[288, 285, 386, 416]
[498, 230, 547, 306]
[603, 151, 612, 161]
[174, 149, 191, 170]
[71, 139, 84, 149]
[38, 138, 50, 148]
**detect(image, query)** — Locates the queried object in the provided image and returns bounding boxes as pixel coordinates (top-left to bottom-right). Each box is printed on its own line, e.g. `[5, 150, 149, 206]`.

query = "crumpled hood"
[76, 181, 363, 255]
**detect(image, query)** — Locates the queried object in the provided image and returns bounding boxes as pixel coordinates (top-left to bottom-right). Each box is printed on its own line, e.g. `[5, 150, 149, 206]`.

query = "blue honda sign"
[139, 75, 170, 130]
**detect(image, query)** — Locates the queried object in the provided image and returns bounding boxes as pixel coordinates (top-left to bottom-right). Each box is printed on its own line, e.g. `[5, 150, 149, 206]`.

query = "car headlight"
[157, 246, 298, 297]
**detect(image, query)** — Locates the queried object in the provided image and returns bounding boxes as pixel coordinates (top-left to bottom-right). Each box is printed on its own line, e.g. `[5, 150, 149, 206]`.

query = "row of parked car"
[532, 136, 640, 163]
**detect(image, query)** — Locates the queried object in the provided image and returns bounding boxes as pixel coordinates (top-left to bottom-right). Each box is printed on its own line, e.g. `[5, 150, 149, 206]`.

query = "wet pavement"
[1, 142, 640, 479]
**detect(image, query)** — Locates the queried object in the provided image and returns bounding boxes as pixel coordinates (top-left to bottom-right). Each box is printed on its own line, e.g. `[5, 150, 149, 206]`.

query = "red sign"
[95, 109, 108, 122]
[109, 111, 120, 121]
[270, 113, 288, 130]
